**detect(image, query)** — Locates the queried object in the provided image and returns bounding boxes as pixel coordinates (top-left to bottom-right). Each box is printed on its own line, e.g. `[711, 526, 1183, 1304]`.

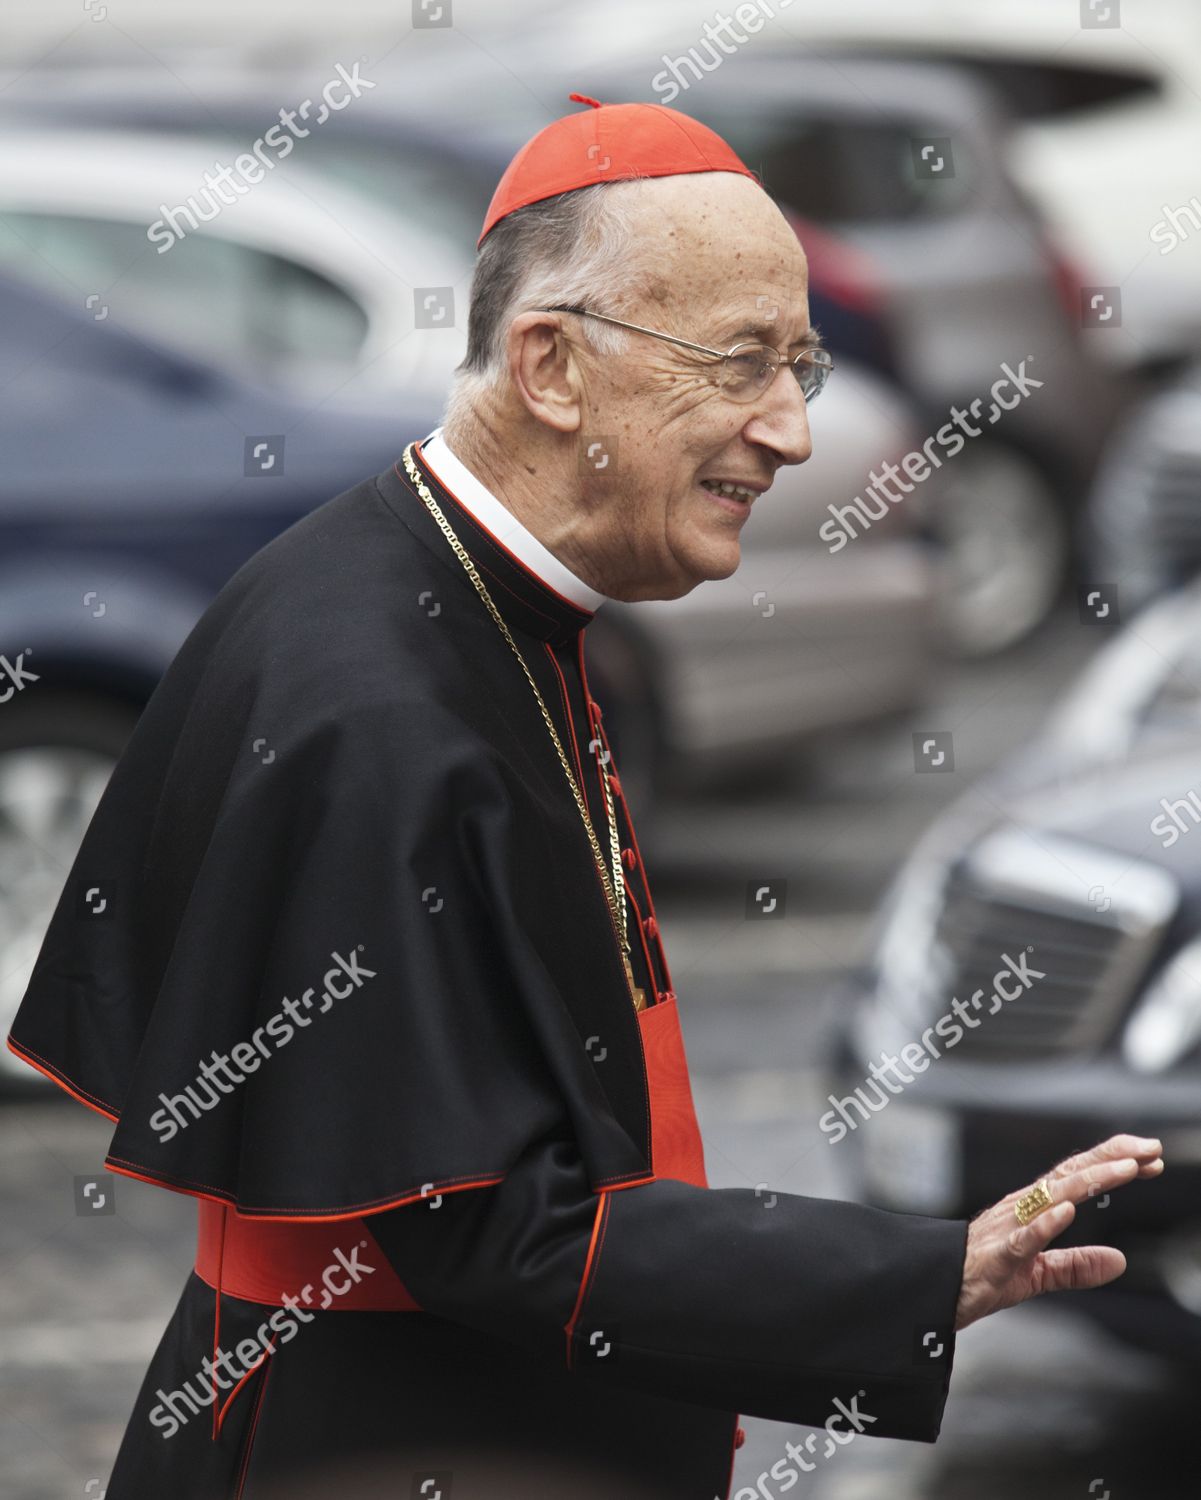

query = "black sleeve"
[367, 1128, 970, 1442]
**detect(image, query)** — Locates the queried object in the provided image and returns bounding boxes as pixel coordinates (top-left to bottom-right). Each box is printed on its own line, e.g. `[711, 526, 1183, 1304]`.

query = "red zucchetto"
[478, 92, 762, 245]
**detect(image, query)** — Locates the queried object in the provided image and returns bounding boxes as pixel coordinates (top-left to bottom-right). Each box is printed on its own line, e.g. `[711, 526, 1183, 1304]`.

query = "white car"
[0, 130, 471, 401]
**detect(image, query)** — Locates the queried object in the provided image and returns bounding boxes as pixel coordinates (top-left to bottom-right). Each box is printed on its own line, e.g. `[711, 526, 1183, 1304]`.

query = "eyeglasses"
[540, 303, 833, 405]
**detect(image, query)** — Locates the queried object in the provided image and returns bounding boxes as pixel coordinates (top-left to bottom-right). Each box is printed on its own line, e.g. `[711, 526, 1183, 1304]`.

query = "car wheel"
[0, 690, 141, 1092]
[931, 440, 1068, 655]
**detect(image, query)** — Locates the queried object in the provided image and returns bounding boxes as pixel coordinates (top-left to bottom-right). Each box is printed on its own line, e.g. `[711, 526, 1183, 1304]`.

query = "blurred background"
[2, 0, 1201, 1495]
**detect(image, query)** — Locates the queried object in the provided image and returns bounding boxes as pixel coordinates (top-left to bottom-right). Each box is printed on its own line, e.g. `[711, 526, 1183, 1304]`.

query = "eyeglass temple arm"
[540, 304, 725, 360]
[541, 305, 832, 368]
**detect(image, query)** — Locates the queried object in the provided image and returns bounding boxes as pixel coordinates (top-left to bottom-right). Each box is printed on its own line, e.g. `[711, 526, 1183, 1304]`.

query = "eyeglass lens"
[719, 345, 830, 402]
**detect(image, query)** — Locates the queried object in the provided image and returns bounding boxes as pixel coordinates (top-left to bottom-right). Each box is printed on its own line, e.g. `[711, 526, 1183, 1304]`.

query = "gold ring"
[1014, 1177, 1055, 1226]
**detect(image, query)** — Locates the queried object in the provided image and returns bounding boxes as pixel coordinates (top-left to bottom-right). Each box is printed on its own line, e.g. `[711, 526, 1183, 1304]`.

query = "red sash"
[194, 994, 707, 1309]
[637, 994, 708, 1190]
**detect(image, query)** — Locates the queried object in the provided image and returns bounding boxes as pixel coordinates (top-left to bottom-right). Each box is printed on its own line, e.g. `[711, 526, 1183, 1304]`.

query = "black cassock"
[8, 437, 969, 1499]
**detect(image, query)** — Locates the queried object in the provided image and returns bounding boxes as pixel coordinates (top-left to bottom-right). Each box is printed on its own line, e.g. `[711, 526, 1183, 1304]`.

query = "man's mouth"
[698, 480, 755, 504]
[699, 478, 759, 510]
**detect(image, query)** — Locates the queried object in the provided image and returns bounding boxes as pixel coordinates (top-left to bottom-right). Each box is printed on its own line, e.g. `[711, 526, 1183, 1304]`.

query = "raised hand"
[954, 1134, 1165, 1331]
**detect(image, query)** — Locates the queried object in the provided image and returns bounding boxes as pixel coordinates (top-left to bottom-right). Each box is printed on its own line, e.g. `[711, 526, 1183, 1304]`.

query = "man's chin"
[695, 539, 743, 584]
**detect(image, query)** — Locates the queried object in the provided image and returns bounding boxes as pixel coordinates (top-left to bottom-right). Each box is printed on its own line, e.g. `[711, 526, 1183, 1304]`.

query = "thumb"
[1034, 1244, 1127, 1296]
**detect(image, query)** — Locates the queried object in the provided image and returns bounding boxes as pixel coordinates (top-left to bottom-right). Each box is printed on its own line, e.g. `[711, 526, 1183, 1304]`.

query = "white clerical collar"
[418, 427, 608, 614]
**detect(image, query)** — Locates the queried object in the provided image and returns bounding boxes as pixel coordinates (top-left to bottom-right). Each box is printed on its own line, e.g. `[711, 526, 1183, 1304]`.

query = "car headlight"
[1123, 936, 1201, 1071]
[874, 859, 950, 1009]
[858, 852, 956, 1059]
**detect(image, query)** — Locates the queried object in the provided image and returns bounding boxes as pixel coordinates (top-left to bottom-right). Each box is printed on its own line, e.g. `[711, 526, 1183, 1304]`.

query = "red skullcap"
[478, 92, 762, 246]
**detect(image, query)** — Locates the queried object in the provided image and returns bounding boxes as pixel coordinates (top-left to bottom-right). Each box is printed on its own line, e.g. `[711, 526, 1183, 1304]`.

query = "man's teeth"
[701, 480, 755, 501]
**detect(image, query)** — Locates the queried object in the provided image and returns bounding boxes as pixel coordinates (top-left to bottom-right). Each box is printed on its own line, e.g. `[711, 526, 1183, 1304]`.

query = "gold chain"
[400, 443, 645, 1011]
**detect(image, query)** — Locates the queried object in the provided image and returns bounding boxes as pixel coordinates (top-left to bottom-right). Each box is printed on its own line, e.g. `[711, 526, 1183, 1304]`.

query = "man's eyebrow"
[724, 320, 825, 350]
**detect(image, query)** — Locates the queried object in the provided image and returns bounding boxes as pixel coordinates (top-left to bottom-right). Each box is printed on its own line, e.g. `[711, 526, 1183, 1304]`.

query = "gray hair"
[442, 177, 659, 430]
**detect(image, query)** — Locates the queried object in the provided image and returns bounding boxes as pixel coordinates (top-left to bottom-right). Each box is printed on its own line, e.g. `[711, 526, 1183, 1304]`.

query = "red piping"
[564, 1190, 609, 1369]
[218, 1339, 274, 1438]
[6, 1035, 119, 1119]
[233, 1354, 273, 1498]
[100, 1158, 507, 1221]
[211, 1203, 226, 1439]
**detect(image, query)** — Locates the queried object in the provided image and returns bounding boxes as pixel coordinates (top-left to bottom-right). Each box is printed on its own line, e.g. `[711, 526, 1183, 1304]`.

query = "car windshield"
[702, 109, 972, 224]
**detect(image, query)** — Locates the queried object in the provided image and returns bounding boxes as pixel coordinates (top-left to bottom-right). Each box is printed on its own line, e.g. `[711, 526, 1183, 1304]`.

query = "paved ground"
[4, 608, 1196, 1498]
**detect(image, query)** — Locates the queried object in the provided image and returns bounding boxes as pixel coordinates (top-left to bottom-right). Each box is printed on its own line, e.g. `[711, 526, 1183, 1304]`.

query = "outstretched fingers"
[998, 1136, 1164, 1219]
[1004, 1145, 1164, 1272]
[1059, 1154, 1144, 1209]
[1049, 1134, 1163, 1183]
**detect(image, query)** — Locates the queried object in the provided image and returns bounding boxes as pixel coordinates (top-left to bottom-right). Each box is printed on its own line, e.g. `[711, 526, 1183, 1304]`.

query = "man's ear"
[505, 311, 583, 434]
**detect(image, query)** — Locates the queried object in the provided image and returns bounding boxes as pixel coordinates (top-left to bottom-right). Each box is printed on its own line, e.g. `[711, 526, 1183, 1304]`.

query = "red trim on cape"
[6, 1034, 120, 1120]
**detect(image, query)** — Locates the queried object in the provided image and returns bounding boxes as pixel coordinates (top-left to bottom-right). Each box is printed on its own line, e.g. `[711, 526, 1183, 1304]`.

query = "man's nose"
[742, 366, 813, 466]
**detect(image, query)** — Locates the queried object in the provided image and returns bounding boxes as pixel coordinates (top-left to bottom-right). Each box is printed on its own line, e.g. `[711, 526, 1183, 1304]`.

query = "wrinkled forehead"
[630, 173, 810, 337]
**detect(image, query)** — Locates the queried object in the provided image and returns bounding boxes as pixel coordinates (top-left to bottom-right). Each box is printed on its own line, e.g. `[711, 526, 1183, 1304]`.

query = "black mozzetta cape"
[11, 438, 970, 1498]
[12, 440, 661, 1215]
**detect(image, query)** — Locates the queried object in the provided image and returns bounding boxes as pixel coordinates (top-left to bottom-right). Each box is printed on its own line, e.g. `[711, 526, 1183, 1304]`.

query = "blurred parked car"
[824, 0, 1201, 376]
[1086, 365, 1201, 616]
[829, 580, 1201, 1366]
[0, 129, 471, 401]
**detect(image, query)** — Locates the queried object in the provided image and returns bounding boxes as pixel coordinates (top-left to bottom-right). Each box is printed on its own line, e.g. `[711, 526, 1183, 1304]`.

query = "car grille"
[929, 827, 1177, 1058]
[1148, 451, 1201, 581]
[1093, 388, 1201, 600]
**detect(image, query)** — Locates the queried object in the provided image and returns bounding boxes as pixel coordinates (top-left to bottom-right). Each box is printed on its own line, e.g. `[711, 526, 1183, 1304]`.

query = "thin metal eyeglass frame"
[539, 302, 833, 401]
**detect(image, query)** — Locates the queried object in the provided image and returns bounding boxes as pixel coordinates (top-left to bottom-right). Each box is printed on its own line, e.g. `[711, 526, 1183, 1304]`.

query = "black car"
[827, 582, 1201, 1366]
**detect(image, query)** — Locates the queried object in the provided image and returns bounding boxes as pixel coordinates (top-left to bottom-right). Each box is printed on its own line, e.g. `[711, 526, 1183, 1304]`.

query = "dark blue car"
[0, 271, 440, 1080]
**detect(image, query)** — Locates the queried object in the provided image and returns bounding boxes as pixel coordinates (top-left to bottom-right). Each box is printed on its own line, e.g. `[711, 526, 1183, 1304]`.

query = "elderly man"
[8, 97, 1164, 1499]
